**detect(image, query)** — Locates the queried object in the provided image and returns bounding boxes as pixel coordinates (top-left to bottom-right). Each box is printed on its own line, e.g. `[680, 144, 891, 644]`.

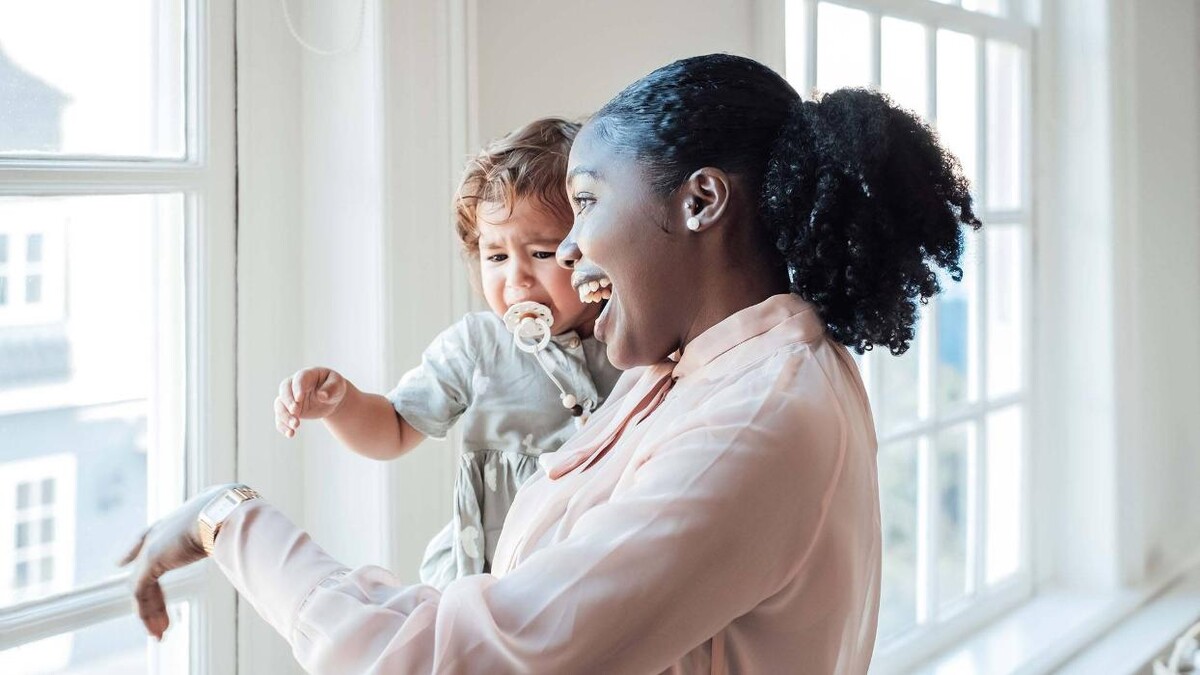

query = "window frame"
[761, 0, 1037, 665]
[0, 1, 237, 673]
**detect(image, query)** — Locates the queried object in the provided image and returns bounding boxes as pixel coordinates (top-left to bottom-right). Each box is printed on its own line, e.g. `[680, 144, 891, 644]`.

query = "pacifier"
[503, 301, 555, 354]
[502, 301, 585, 417]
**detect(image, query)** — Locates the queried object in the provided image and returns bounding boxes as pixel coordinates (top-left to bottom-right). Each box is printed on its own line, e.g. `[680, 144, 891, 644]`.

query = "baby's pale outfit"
[386, 311, 621, 589]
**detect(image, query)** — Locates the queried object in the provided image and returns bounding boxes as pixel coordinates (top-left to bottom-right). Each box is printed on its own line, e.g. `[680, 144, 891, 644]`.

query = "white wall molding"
[378, 0, 475, 580]
[234, 0, 305, 670]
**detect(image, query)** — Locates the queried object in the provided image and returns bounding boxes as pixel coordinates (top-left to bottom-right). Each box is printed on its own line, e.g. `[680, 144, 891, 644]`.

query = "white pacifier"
[502, 301, 585, 417]
[503, 301, 555, 353]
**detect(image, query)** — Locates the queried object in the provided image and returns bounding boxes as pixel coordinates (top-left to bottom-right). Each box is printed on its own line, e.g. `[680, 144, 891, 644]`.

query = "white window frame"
[759, 0, 1036, 667]
[0, 1, 237, 674]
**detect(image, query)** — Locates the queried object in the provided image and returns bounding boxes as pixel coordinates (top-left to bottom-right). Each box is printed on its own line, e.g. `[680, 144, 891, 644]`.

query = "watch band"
[198, 485, 261, 555]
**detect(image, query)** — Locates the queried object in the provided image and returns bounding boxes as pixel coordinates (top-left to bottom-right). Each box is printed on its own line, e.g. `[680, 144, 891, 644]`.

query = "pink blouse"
[214, 294, 881, 673]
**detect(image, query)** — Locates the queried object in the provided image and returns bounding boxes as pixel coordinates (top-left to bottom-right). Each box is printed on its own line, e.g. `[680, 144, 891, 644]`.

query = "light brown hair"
[454, 117, 581, 257]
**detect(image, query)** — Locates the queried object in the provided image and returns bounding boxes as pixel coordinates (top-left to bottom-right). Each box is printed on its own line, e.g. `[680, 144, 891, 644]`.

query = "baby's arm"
[275, 367, 426, 461]
[324, 382, 426, 460]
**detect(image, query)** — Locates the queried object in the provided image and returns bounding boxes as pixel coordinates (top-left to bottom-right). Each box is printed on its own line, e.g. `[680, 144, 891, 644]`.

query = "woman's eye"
[573, 195, 595, 215]
[486, 254, 507, 263]
[532, 251, 556, 259]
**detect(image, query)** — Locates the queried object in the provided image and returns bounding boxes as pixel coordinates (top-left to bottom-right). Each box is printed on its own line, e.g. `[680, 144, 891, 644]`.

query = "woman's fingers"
[134, 571, 169, 640]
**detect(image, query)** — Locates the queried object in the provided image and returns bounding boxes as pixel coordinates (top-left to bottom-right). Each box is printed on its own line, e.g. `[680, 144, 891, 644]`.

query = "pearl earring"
[686, 216, 701, 231]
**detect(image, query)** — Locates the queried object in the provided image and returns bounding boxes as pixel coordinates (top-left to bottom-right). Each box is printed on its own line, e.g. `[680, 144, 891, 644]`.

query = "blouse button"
[566, 336, 582, 349]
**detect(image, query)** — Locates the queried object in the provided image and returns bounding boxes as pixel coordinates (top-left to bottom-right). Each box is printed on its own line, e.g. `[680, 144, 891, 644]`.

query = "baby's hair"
[454, 117, 581, 257]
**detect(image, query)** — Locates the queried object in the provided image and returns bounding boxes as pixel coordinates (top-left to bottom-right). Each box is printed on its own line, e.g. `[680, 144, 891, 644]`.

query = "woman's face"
[558, 124, 694, 369]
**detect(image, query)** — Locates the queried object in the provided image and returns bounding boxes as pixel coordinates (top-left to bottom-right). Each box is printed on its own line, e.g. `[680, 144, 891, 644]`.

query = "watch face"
[207, 492, 240, 521]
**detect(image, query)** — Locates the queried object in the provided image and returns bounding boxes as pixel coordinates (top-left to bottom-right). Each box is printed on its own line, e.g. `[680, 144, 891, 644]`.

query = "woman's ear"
[678, 167, 732, 233]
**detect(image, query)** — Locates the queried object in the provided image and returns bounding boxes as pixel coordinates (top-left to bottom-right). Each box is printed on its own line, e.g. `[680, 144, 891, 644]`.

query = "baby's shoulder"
[454, 311, 508, 346]
[445, 311, 510, 364]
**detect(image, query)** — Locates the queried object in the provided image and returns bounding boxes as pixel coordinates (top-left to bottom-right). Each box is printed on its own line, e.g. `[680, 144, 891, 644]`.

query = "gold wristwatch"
[198, 485, 261, 555]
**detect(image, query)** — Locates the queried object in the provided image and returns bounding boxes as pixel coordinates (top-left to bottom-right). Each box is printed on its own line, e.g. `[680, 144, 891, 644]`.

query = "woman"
[123, 54, 978, 673]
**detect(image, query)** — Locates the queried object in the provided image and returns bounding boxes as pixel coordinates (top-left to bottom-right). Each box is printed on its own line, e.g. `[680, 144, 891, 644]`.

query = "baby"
[273, 118, 621, 589]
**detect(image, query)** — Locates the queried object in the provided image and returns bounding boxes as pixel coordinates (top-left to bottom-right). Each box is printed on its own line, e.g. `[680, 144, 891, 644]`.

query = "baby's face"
[476, 197, 601, 336]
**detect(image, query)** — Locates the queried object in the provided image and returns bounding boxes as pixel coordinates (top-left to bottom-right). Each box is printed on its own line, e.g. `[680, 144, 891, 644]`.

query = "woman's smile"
[571, 267, 615, 342]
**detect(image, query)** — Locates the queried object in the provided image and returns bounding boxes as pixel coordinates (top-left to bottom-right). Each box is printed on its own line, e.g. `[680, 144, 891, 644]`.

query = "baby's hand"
[274, 367, 348, 438]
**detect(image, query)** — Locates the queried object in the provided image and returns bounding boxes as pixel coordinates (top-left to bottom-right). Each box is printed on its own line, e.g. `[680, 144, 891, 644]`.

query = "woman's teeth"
[579, 277, 612, 304]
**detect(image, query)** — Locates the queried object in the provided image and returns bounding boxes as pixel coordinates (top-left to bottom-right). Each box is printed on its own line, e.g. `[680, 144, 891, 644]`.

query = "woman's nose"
[556, 236, 580, 270]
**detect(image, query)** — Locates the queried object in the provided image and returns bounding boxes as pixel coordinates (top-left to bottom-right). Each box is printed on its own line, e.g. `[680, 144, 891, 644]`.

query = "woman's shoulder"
[675, 338, 869, 459]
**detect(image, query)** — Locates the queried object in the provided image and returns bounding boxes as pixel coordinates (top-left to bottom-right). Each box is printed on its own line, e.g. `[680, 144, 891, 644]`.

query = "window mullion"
[869, 12, 882, 88]
[926, 23, 938, 126]
[805, 0, 818, 94]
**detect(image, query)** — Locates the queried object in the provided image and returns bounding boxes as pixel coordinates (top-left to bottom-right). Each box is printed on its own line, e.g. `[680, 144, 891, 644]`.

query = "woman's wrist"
[198, 484, 261, 555]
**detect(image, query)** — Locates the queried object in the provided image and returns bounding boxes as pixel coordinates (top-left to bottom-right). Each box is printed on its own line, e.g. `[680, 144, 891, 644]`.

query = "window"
[0, 1, 235, 673]
[1, 456, 75, 606]
[0, 219, 64, 324]
[784, 0, 1034, 657]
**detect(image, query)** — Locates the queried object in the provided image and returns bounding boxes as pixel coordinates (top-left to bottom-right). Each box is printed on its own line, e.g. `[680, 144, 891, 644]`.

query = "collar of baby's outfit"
[671, 294, 825, 380]
[549, 329, 581, 345]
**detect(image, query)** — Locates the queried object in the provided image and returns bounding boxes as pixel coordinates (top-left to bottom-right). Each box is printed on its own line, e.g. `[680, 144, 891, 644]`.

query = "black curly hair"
[590, 54, 980, 354]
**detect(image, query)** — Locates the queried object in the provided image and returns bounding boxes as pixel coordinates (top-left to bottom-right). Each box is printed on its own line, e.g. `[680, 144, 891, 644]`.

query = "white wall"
[1034, 0, 1200, 592]
[1110, 0, 1200, 585]
[473, 0, 756, 143]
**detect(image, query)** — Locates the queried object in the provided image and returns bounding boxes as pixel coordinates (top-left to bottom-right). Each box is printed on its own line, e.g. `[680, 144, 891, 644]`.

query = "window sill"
[893, 552, 1200, 675]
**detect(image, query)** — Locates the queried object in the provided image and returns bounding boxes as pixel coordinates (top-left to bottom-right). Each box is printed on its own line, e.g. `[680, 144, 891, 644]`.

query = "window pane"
[0, 601, 190, 674]
[0, 234, 8, 263]
[15, 521, 28, 548]
[937, 423, 973, 609]
[879, 439, 919, 639]
[986, 406, 1022, 583]
[987, 226, 1024, 397]
[962, 0, 1004, 15]
[0, 1, 186, 158]
[875, 338, 922, 434]
[937, 232, 979, 411]
[937, 30, 979, 187]
[987, 40, 1024, 210]
[25, 274, 42, 303]
[0, 276, 7, 306]
[816, 3, 871, 91]
[881, 17, 927, 118]
[26, 233, 43, 263]
[784, 0, 809, 91]
[0, 194, 184, 607]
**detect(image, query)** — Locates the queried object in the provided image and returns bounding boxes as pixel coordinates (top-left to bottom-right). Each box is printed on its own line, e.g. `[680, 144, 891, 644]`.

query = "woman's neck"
[680, 259, 790, 350]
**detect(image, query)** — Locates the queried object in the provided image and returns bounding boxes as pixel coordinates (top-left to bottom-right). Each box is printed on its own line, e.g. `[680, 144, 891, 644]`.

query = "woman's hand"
[275, 367, 349, 438]
[118, 484, 234, 640]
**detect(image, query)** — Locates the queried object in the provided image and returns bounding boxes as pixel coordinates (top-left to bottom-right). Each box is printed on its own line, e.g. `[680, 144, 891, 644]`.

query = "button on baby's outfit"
[566, 336, 581, 349]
